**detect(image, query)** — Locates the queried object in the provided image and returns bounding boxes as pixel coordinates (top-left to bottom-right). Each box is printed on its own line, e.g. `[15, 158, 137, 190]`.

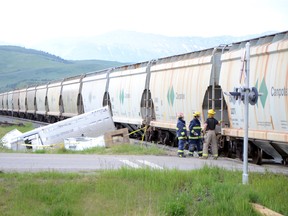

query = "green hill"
[0, 46, 126, 92]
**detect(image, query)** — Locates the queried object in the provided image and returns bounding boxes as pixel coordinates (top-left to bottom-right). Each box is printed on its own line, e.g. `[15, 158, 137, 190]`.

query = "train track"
[1, 115, 287, 168]
[0, 115, 49, 128]
[133, 139, 287, 167]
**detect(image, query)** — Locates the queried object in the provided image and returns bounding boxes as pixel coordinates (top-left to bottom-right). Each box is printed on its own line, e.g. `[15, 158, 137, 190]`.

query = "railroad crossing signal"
[224, 42, 261, 185]
[226, 86, 259, 106]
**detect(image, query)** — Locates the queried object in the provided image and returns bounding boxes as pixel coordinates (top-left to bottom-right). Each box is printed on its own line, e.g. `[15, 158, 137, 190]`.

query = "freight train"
[0, 31, 287, 164]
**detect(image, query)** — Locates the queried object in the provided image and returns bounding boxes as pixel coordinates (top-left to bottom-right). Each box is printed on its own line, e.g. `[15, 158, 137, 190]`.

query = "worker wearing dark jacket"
[202, 109, 221, 159]
[176, 112, 187, 157]
[188, 111, 203, 157]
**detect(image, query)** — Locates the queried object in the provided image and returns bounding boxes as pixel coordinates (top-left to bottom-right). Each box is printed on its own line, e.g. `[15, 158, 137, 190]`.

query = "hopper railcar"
[0, 31, 287, 164]
[220, 31, 288, 164]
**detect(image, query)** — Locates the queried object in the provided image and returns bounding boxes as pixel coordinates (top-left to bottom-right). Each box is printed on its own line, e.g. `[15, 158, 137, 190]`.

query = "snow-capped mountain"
[31, 30, 272, 62]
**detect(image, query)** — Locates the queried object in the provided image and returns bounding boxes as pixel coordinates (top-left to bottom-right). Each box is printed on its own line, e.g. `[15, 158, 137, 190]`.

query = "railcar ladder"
[207, 86, 224, 130]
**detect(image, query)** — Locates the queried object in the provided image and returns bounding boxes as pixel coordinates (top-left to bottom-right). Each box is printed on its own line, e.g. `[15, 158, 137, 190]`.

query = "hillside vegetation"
[0, 46, 125, 92]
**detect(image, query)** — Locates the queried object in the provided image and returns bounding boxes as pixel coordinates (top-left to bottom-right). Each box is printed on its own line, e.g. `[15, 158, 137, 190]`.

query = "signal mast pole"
[226, 42, 259, 185]
[243, 42, 250, 185]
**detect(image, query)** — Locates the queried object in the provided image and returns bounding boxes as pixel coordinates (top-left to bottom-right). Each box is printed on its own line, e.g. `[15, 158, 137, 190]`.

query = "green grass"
[29, 143, 168, 156]
[1, 125, 288, 215]
[0, 167, 287, 216]
[0, 123, 34, 137]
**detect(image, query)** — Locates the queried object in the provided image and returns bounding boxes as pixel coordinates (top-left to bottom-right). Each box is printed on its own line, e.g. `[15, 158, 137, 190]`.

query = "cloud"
[0, 0, 287, 45]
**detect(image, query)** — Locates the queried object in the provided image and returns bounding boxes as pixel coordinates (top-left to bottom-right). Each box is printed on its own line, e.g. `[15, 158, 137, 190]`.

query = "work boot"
[200, 156, 208, 159]
[188, 152, 194, 157]
[178, 153, 186, 158]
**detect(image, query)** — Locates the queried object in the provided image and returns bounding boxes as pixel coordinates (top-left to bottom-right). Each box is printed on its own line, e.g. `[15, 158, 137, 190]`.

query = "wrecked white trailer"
[3, 106, 115, 150]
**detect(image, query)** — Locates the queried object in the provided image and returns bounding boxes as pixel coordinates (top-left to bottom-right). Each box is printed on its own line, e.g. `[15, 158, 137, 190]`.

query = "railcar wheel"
[217, 134, 225, 149]
[217, 134, 226, 156]
[48, 116, 56, 123]
[251, 145, 263, 165]
[163, 131, 170, 146]
[147, 127, 158, 143]
[236, 142, 243, 161]
[37, 115, 44, 122]
[226, 141, 233, 158]
[173, 138, 178, 147]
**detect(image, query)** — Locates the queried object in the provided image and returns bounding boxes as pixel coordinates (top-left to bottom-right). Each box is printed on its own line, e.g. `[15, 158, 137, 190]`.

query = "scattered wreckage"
[1, 106, 119, 151]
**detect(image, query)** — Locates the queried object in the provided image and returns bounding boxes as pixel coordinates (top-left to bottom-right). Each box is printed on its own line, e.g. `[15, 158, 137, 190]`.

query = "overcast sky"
[0, 0, 287, 46]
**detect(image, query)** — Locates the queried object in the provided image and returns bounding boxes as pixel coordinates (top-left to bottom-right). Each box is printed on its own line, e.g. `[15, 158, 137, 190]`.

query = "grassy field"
[0, 123, 35, 136]
[0, 46, 125, 92]
[0, 167, 287, 216]
[0, 124, 288, 216]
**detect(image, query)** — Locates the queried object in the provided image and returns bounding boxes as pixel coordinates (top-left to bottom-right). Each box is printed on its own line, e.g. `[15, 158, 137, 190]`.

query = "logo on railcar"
[119, 89, 124, 104]
[119, 89, 131, 104]
[255, 78, 287, 108]
[271, 87, 288, 97]
[167, 86, 175, 106]
[255, 78, 268, 108]
[167, 86, 185, 106]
